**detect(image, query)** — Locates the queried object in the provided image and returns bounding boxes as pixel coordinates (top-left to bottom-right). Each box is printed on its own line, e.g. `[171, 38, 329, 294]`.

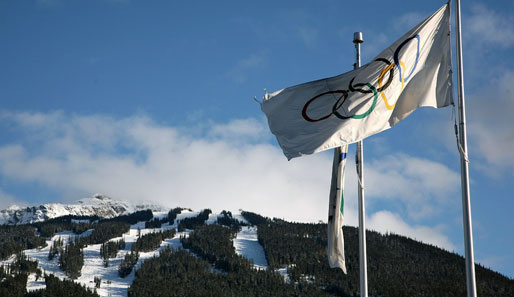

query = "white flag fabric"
[327, 145, 348, 272]
[261, 4, 452, 160]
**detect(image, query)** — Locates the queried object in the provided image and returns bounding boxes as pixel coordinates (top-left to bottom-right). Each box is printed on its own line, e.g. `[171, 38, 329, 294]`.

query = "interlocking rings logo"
[301, 34, 420, 123]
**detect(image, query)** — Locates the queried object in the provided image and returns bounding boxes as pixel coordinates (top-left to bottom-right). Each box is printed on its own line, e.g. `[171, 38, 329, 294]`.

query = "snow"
[300, 274, 316, 284]
[206, 213, 221, 225]
[27, 272, 45, 290]
[82, 222, 184, 297]
[71, 219, 91, 224]
[150, 211, 168, 220]
[78, 229, 94, 238]
[277, 267, 291, 283]
[0, 222, 182, 297]
[233, 226, 268, 270]
[0, 194, 166, 225]
[232, 212, 250, 225]
[174, 209, 199, 222]
[22, 232, 77, 288]
[6, 205, 22, 211]
[1, 209, 272, 296]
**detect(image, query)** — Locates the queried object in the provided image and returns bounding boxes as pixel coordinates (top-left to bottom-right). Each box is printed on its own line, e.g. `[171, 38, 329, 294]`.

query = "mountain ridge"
[0, 194, 165, 225]
[0, 202, 513, 297]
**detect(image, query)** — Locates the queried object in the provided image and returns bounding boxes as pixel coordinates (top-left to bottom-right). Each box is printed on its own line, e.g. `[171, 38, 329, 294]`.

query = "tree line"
[177, 209, 212, 231]
[245, 212, 514, 297]
[118, 229, 176, 278]
[100, 239, 125, 267]
[0, 225, 46, 260]
[0, 253, 98, 297]
[129, 221, 323, 297]
[2, 208, 513, 297]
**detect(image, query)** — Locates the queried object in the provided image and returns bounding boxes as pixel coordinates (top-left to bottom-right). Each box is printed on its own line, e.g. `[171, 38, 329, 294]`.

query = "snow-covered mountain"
[1, 204, 512, 297]
[0, 208, 266, 297]
[0, 194, 166, 225]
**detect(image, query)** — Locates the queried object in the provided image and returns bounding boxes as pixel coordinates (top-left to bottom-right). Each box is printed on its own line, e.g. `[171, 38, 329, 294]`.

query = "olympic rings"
[301, 90, 348, 122]
[378, 62, 404, 110]
[348, 58, 394, 94]
[394, 34, 420, 82]
[332, 83, 378, 119]
[300, 33, 421, 122]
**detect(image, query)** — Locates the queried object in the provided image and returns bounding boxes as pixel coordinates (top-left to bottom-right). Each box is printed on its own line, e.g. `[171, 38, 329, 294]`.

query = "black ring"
[348, 58, 394, 94]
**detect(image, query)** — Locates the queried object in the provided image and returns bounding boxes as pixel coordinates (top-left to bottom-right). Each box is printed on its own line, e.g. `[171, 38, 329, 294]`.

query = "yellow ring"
[378, 62, 405, 110]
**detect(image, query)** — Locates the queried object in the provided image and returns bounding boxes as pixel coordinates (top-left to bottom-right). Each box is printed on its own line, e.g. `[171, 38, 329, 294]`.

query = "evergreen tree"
[58, 238, 83, 279]
[119, 250, 139, 278]
[177, 209, 211, 231]
[26, 274, 99, 297]
[217, 210, 245, 231]
[100, 239, 125, 267]
[48, 237, 63, 261]
[131, 230, 175, 253]
[0, 225, 46, 260]
[167, 207, 183, 225]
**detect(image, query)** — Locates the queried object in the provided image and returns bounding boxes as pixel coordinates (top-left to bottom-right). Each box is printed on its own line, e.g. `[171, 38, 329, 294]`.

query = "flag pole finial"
[353, 32, 364, 44]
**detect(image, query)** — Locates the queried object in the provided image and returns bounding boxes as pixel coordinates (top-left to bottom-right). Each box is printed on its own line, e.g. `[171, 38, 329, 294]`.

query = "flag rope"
[355, 156, 366, 189]
[453, 106, 470, 163]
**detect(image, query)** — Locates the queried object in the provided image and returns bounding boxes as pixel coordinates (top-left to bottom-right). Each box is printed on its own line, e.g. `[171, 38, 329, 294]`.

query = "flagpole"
[454, 1, 477, 296]
[353, 31, 368, 297]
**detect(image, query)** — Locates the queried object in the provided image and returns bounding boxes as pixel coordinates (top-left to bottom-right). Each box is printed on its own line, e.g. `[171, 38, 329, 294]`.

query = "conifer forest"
[0, 209, 513, 297]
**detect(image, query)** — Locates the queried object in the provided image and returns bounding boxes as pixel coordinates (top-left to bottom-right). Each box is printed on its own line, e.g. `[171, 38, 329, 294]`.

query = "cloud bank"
[466, 4, 514, 49]
[467, 70, 514, 176]
[0, 111, 458, 250]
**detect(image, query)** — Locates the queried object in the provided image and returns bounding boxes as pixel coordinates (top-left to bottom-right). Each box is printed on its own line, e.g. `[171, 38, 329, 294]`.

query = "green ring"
[351, 83, 378, 119]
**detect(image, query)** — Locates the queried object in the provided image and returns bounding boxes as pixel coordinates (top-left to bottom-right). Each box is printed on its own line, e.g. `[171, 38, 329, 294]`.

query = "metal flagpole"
[353, 31, 368, 297]
[454, 1, 477, 296]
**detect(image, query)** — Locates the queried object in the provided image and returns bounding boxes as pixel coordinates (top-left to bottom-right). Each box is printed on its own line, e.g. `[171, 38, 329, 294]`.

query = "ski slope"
[1, 210, 269, 297]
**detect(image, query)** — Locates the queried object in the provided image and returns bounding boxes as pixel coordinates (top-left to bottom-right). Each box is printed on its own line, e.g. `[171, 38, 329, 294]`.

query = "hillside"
[0, 206, 513, 297]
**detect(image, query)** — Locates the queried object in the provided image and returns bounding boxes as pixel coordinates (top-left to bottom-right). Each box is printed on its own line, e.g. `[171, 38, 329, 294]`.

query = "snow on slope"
[233, 226, 268, 270]
[1, 209, 270, 297]
[230, 212, 269, 270]
[0, 217, 184, 297]
[76, 217, 184, 297]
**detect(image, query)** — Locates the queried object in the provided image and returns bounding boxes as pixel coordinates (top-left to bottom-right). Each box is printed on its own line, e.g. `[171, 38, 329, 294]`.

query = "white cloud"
[208, 118, 270, 143]
[298, 27, 318, 47]
[393, 12, 425, 32]
[466, 4, 514, 49]
[361, 32, 391, 62]
[367, 210, 455, 251]
[362, 154, 460, 220]
[476, 254, 513, 275]
[226, 52, 268, 84]
[467, 70, 514, 175]
[339, 152, 458, 251]
[0, 187, 20, 209]
[0, 112, 332, 223]
[0, 111, 460, 250]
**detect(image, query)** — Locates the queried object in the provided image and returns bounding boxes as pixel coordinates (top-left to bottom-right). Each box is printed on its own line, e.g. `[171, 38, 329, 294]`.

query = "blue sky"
[1, 0, 513, 278]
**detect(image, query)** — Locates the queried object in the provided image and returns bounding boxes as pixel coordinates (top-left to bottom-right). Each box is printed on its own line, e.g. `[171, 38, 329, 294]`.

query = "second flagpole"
[353, 31, 368, 297]
[454, 0, 478, 296]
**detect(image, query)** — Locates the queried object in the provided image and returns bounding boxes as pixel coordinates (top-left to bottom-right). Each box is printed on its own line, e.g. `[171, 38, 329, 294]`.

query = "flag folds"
[261, 4, 452, 160]
[327, 144, 348, 272]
